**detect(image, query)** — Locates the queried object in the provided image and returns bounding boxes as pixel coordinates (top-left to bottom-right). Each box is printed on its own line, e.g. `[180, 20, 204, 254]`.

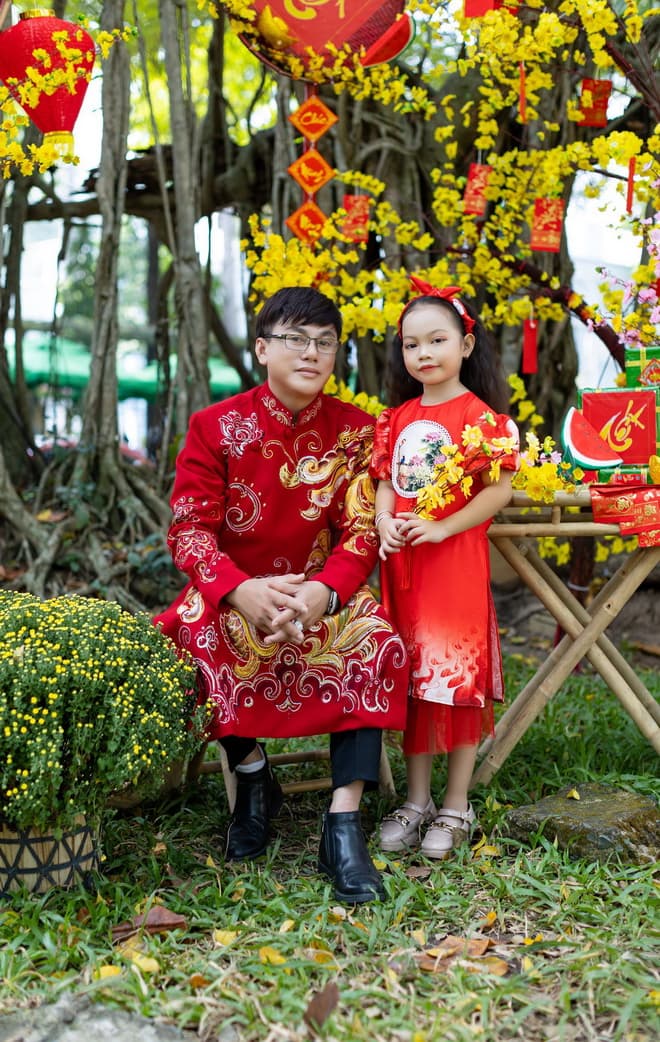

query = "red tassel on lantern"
[522, 317, 538, 374]
[0, 11, 95, 155]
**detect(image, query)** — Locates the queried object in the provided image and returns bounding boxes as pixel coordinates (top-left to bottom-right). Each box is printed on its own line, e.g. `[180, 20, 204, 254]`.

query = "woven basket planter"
[0, 816, 99, 895]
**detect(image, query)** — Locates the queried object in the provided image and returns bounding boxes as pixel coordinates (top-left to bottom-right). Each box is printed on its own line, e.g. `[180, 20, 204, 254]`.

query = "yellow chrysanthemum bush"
[0, 591, 205, 832]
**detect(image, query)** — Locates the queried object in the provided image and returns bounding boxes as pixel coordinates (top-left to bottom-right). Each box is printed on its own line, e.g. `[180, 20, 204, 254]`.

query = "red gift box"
[578, 387, 660, 465]
[590, 485, 660, 528]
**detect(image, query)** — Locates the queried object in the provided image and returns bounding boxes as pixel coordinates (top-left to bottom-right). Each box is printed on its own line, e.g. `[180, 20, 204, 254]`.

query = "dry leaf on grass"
[303, 980, 339, 1031]
[111, 904, 187, 943]
[405, 865, 432, 880]
[418, 934, 509, 976]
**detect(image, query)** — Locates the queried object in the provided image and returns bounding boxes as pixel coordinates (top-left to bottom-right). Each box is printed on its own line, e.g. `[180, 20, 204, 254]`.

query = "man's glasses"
[265, 333, 340, 355]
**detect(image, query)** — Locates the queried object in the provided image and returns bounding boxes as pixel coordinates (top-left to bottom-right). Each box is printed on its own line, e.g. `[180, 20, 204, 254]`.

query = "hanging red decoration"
[285, 200, 328, 245]
[288, 94, 338, 143]
[235, 0, 413, 82]
[522, 317, 538, 374]
[530, 198, 564, 253]
[288, 148, 335, 196]
[342, 194, 370, 242]
[578, 78, 612, 128]
[626, 156, 636, 214]
[0, 10, 95, 155]
[463, 162, 492, 216]
[518, 60, 527, 123]
[464, 1, 518, 17]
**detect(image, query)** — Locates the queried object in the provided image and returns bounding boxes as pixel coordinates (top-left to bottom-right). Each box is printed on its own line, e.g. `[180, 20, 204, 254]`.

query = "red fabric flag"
[342, 194, 370, 242]
[522, 318, 538, 374]
[530, 198, 564, 253]
[579, 78, 612, 128]
[463, 163, 492, 216]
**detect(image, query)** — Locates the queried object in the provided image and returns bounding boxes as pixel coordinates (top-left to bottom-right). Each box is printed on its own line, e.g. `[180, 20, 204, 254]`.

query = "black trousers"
[220, 728, 382, 791]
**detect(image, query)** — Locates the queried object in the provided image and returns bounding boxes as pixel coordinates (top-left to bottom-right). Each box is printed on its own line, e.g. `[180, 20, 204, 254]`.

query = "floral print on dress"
[391, 419, 452, 498]
[218, 411, 263, 457]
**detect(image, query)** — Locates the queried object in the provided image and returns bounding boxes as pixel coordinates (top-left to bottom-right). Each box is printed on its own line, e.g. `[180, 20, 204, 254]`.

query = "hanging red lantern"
[233, 0, 413, 82]
[0, 10, 95, 155]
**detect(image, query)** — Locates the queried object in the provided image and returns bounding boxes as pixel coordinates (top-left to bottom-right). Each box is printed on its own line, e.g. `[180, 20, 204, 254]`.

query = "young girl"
[370, 277, 519, 859]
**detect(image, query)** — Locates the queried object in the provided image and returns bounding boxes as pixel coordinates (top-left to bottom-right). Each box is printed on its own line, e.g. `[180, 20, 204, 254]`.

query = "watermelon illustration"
[561, 406, 624, 469]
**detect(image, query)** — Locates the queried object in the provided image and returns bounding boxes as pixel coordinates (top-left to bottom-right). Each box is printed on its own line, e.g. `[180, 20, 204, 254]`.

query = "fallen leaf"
[35, 509, 68, 523]
[112, 904, 187, 943]
[152, 842, 167, 856]
[417, 935, 497, 974]
[305, 948, 337, 965]
[462, 955, 509, 977]
[411, 928, 426, 946]
[405, 865, 432, 880]
[189, 972, 210, 988]
[279, 918, 295, 933]
[303, 980, 340, 1030]
[129, 952, 160, 974]
[93, 964, 121, 979]
[478, 910, 498, 930]
[259, 945, 287, 965]
[212, 929, 240, 946]
[566, 788, 581, 800]
[328, 906, 347, 922]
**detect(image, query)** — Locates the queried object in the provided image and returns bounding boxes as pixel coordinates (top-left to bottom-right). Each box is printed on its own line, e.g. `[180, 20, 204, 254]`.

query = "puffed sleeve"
[490, 413, 521, 472]
[369, 409, 393, 481]
[165, 409, 251, 609]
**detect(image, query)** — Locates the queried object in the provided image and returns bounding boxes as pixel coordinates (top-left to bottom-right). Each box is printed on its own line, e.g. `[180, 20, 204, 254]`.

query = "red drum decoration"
[0, 10, 95, 155]
[237, 0, 412, 81]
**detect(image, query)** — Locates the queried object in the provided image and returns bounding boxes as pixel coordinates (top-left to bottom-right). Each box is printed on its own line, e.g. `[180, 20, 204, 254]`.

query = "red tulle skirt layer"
[402, 699, 494, 755]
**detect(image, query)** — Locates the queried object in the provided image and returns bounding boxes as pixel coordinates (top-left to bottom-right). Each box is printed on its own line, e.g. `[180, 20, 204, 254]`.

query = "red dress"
[155, 383, 409, 740]
[370, 392, 518, 754]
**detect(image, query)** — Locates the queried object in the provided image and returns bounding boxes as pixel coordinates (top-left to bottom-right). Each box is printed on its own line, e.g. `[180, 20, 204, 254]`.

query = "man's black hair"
[256, 287, 342, 339]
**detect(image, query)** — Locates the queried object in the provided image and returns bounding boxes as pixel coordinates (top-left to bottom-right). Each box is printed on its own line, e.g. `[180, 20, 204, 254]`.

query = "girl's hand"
[377, 515, 407, 560]
[397, 511, 449, 547]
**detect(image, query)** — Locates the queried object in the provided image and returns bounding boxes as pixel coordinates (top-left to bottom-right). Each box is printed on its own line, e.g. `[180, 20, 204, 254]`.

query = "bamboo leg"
[524, 545, 660, 727]
[475, 544, 660, 784]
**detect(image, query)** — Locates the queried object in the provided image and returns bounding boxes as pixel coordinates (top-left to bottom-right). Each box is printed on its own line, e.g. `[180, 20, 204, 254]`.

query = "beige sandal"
[420, 805, 477, 860]
[379, 798, 437, 852]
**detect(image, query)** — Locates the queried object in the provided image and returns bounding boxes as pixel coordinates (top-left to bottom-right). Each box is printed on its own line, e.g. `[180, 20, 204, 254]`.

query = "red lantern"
[0, 10, 95, 155]
[235, 0, 412, 81]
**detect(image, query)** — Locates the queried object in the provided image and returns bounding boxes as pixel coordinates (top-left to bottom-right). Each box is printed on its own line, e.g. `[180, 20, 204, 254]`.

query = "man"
[156, 287, 408, 903]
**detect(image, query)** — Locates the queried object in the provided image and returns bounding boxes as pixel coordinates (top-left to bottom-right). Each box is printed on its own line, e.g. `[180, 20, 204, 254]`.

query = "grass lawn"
[1, 654, 658, 1041]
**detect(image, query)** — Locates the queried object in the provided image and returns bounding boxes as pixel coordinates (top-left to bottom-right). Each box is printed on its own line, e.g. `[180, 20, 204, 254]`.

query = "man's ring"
[293, 619, 304, 632]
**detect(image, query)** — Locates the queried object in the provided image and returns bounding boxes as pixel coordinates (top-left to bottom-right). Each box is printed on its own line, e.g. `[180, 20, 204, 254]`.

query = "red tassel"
[519, 61, 526, 123]
[626, 157, 635, 214]
[522, 318, 537, 373]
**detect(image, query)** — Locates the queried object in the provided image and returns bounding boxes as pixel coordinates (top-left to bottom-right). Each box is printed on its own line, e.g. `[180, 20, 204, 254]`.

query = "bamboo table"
[474, 489, 660, 785]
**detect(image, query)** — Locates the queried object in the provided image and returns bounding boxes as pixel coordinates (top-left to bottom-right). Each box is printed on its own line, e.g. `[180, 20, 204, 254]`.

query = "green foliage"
[0, 657, 657, 1040]
[0, 590, 203, 831]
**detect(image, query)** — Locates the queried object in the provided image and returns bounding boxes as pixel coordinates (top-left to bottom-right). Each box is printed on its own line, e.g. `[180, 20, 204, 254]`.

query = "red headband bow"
[398, 276, 476, 336]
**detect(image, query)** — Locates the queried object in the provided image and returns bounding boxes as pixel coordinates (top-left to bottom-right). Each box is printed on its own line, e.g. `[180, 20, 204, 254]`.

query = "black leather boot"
[225, 757, 283, 861]
[318, 810, 385, 903]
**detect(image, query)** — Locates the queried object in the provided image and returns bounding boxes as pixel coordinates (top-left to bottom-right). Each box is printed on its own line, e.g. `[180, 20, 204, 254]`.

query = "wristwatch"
[326, 588, 340, 615]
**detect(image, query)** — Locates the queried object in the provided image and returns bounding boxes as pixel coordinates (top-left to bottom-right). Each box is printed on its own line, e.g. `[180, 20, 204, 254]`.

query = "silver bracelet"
[374, 510, 393, 529]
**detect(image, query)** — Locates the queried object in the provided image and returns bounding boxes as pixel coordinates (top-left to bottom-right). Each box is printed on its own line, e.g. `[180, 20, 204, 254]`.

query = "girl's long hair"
[385, 295, 510, 413]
